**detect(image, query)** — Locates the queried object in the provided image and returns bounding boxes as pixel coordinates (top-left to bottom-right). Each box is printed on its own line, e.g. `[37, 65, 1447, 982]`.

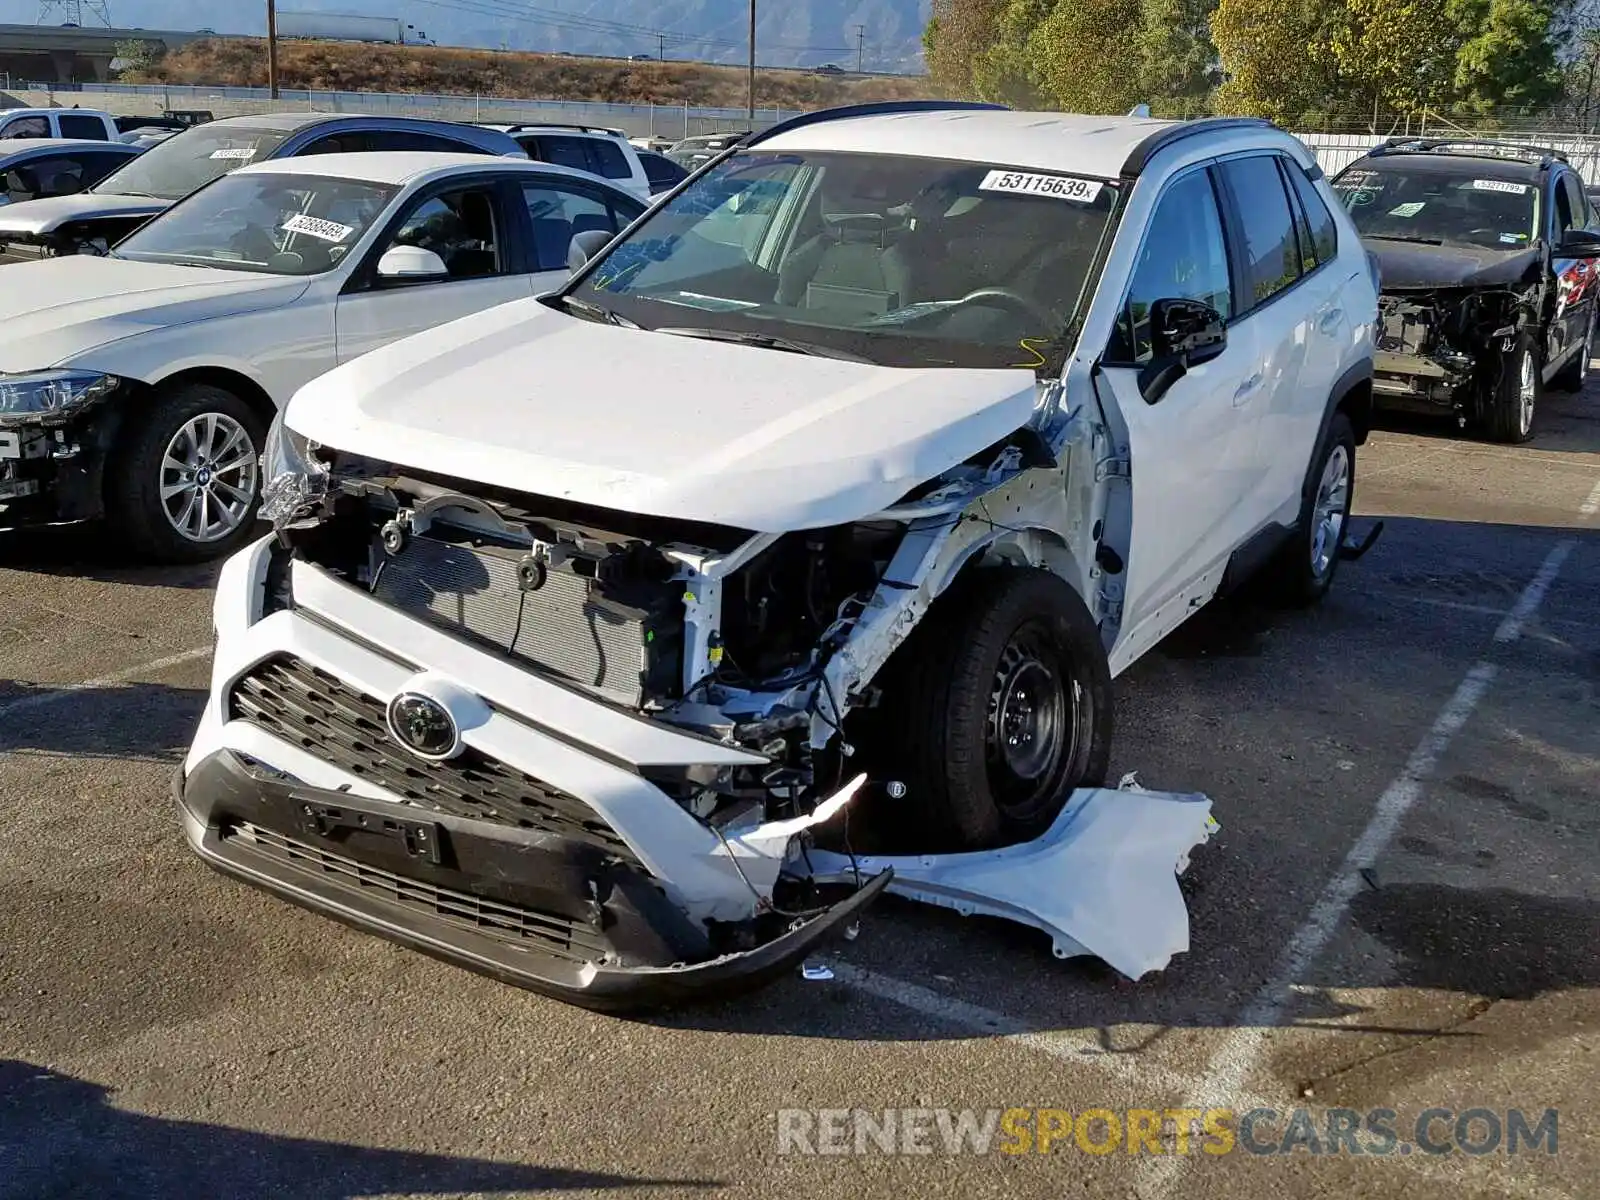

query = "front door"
[335, 182, 535, 363]
[1096, 165, 1264, 673]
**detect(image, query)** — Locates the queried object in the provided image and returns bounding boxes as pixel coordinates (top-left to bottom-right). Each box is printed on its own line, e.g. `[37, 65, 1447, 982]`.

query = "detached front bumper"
[178, 539, 888, 1009]
[176, 752, 888, 1010]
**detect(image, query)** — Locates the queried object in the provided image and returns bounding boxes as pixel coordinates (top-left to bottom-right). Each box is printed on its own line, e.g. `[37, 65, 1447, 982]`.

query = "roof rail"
[743, 100, 1009, 149]
[498, 122, 627, 137]
[1119, 116, 1275, 176]
[1371, 137, 1568, 166]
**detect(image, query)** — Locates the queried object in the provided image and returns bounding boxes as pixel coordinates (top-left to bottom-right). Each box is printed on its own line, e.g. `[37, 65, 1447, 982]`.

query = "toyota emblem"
[386, 691, 460, 761]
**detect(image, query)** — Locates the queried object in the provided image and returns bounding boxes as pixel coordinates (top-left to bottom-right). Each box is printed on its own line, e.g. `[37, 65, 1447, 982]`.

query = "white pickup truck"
[0, 107, 120, 142]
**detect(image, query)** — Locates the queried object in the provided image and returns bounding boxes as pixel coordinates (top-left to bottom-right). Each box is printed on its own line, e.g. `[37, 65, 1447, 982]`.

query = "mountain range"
[4, 1, 932, 70]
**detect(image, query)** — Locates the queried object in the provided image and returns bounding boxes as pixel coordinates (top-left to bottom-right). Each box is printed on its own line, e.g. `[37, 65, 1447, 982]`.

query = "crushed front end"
[0, 372, 125, 529]
[1372, 282, 1541, 421]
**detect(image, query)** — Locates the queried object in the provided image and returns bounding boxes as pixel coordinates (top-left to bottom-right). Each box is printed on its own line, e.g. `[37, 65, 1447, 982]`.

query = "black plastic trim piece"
[176, 753, 891, 1011]
[1118, 116, 1275, 178]
[1369, 137, 1568, 166]
[743, 100, 1009, 150]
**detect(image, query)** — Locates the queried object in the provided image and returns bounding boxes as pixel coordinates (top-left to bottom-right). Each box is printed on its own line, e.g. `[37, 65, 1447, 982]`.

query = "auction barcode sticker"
[1473, 179, 1530, 194]
[980, 170, 1103, 203]
[209, 147, 258, 161]
[282, 213, 356, 243]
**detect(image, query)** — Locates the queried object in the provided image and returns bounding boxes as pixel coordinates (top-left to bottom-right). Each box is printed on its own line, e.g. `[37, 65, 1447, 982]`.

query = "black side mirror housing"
[1141, 297, 1227, 403]
[1556, 229, 1600, 258]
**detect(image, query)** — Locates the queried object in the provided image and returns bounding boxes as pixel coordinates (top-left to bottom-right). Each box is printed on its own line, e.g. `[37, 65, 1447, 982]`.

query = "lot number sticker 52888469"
[980, 170, 1103, 203]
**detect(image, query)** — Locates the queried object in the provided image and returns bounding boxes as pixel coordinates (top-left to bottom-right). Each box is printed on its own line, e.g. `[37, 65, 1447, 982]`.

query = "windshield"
[92, 124, 293, 202]
[1333, 163, 1538, 250]
[570, 150, 1119, 370]
[116, 172, 396, 274]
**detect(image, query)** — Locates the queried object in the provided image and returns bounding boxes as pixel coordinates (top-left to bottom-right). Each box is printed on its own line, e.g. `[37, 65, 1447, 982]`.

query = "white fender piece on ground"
[806, 786, 1219, 980]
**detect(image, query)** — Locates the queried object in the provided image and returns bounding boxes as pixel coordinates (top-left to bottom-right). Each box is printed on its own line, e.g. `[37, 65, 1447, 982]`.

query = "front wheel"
[108, 383, 267, 564]
[1485, 334, 1540, 444]
[865, 569, 1113, 853]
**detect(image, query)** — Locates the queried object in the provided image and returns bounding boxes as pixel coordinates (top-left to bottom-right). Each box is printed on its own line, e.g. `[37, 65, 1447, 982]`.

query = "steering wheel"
[951, 287, 1057, 327]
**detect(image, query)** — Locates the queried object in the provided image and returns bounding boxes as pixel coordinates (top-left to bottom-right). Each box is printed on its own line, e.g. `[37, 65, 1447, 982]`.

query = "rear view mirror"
[377, 244, 449, 282]
[1556, 229, 1600, 258]
[567, 229, 612, 272]
[1141, 297, 1227, 404]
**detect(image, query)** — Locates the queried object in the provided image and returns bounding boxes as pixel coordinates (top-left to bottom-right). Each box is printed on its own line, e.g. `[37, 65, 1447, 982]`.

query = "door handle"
[1233, 373, 1262, 406]
[1318, 307, 1344, 334]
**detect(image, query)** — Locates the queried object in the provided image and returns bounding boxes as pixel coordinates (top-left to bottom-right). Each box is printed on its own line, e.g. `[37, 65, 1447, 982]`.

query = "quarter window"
[1284, 160, 1338, 265]
[1220, 155, 1304, 308]
[1110, 169, 1232, 365]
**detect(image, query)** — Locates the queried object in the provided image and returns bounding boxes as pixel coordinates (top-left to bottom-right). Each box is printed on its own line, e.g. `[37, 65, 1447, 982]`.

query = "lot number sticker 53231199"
[980, 170, 1103, 203]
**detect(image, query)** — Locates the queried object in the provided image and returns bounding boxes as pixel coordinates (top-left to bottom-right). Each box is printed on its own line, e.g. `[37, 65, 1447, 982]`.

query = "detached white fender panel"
[809, 785, 1218, 979]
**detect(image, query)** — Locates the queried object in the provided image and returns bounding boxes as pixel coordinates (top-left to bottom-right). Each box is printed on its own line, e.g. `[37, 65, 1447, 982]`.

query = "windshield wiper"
[655, 327, 870, 363]
[1365, 233, 1444, 245]
[554, 294, 636, 328]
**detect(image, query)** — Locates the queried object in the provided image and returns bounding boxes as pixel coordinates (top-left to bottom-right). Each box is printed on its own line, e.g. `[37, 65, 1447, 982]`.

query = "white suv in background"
[0, 107, 120, 142]
[478, 123, 653, 200]
[179, 103, 1379, 1009]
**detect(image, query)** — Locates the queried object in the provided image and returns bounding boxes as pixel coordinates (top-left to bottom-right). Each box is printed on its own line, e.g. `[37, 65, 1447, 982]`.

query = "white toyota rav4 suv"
[178, 103, 1378, 1009]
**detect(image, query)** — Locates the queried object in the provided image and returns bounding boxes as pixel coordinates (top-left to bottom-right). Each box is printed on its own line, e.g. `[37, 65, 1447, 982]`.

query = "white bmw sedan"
[0, 152, 646, 561]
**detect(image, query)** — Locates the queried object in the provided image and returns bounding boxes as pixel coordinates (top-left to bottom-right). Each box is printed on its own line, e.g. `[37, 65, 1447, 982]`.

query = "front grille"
[222, 821, 609, 961]
[373, 534, 660, 708]
[228, 655, 640, 864]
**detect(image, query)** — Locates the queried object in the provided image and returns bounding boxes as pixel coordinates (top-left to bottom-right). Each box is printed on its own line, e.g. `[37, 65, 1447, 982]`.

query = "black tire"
[863, 569, 1113, 853]
[1551, 309, 1595, 393]
[1262, 411, 1356, 608]
[1484, 333, 1541, 444]
[107, 382, 267, 564]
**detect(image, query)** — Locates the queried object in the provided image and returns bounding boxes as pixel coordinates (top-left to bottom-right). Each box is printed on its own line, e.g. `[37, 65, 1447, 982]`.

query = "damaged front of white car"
[175, 102, 1237, 1009]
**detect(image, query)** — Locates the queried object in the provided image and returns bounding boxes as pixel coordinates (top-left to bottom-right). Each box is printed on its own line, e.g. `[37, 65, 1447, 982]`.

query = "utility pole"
[266, 0, 280, 99]
[747, 0, 756, 120]
[855, 24, 865, 75]
[658, 31, 665, 62]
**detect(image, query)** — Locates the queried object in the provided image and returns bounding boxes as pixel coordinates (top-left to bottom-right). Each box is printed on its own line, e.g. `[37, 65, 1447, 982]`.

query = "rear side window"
[75, 149, 133, 188]
[58, 114, 108, 140]
[368, 130, 491, 154]
[1283, 160, 1338, 266]
[1558, 171, 1588, 234]
[0, 115, 49, 139]
[300, 132, 374, 155]
[1110, 168, 1233, 365]
[528, 135, 592, 173]
[1219, 155, 1303, 309]
[585, 138, 631, 180]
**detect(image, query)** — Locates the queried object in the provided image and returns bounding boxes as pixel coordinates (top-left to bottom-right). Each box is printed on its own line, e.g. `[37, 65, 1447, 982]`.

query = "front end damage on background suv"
[1370, 245, 1546, 420]
[175, 325, 1216, 1009]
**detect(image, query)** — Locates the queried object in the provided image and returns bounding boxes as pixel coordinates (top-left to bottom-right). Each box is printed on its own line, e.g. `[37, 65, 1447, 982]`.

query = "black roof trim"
[1120, 117, 1275, 177]
[743, 100, 1009, 150]
[499, 122, 626, 137]
[1370, 137, 1568, 167]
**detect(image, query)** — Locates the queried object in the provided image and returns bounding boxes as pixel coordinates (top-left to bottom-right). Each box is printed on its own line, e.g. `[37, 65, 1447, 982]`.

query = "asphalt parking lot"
[1, 387, 1596, 1200]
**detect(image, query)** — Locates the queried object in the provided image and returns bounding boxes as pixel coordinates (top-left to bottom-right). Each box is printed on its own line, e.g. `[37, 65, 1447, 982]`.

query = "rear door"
[1096, 164, 1262, 670]
[1549, 168, 1595, 373]
[334, 177, 532, 363]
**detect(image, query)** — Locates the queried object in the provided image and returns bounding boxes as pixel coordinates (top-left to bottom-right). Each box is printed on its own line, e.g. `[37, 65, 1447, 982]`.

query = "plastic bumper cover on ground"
[175, 750, 891, 1011]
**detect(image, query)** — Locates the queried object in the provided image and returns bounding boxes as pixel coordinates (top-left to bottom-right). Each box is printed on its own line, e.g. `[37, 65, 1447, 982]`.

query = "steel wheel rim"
[986, 628, 1077, 821]
[1519, 349, 1536, 436]
[1310, 443, 1350, 578]
[159, 412, 259, 543]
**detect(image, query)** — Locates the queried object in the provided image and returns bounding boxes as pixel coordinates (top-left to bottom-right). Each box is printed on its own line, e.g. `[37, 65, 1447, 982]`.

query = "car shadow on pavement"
[0, 682, 206, 760]
[0, 523, 228, 591]
[0, 1061, 714, 1199]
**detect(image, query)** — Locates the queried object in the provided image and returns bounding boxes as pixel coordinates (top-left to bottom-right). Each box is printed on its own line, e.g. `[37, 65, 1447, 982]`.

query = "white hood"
[288, 299, 1040, 531]
[0, 192, 169, 237]
[0, 257, 310, 372]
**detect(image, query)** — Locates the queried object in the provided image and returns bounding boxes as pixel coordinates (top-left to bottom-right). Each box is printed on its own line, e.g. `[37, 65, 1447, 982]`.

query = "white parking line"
[1138, 536, 1575, 1198]
[1580, 475, 1600, 517]
[0, 645, 212, 719]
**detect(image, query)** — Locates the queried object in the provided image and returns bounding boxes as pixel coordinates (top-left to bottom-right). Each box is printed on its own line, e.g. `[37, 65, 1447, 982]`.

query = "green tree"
[1451, 0, 1562, 113]
[924, 0, 1009, 96]
[112, 38, 165, 79]
[1211, 0, 1342, 124]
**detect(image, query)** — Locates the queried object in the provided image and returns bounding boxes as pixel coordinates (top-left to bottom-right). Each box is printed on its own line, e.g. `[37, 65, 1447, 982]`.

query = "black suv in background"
[1332, 139, 1600, 442]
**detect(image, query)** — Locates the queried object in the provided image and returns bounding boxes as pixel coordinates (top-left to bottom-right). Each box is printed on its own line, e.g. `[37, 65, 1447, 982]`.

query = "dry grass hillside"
[128, 38, 938, 108]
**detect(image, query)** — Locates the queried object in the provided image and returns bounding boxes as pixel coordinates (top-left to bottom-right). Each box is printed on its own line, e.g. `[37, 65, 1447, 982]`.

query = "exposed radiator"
[372, 534, 675, 708]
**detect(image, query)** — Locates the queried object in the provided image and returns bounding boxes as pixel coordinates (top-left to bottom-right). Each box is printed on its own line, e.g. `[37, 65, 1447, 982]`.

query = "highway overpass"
[0, 22, 209, 85]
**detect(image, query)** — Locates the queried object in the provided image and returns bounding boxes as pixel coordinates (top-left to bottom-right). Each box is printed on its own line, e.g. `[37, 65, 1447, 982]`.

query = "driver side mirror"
[567, 229, 612, 272]
[1556, 228, 1600, 258]
[1141, 297, 1227, 404]
[377, 244, 450, 283]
